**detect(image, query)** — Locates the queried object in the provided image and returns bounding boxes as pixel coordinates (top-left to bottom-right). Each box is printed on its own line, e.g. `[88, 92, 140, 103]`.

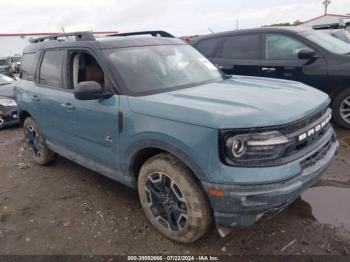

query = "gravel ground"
[0, 126, 349, 255]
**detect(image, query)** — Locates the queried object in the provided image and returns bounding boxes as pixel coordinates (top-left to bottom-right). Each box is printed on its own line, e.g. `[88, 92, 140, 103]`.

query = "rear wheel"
[138, 153, 212, 243]
[333, 89, 350, 129]
[23, 117, 56, 165]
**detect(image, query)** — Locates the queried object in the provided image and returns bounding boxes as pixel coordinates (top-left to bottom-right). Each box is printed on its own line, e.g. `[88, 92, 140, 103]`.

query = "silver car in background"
[0, 59, 10, 75]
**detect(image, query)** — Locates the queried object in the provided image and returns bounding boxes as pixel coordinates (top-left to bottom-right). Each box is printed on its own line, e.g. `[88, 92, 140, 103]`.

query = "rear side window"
[195, 37, 223, 57]
[39, 50, 64, 88]
[220, 34, 260, 59]
[20, 52, 40, 81]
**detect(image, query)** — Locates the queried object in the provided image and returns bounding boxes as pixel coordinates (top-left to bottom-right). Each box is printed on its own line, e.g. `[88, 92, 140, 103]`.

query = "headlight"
[222, 131, 289, 166]
[0, 98, 17, 107]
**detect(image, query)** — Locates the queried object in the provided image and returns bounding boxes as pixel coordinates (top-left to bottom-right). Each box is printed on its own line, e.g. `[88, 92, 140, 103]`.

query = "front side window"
[105, 45, 223, 96]
[70, 52, 105, 89]
[39, 50, 64, 88]
[21, 52, 41, 81]
[220, 34, 260, 59]
[265, 34, 308, 60]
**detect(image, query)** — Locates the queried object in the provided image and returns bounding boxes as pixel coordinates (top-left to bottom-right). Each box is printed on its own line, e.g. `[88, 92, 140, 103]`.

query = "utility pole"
[323, 0, 330, 15]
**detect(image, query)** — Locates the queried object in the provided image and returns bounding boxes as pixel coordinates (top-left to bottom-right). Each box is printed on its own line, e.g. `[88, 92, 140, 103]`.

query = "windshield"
[0, 60, 7, 65]
[11, 57, 21, 62]
[105, 45, 223, 95]
[300, 30, 350, 55]
[0, 74, 14, 85]
[333, 31, 350, 43]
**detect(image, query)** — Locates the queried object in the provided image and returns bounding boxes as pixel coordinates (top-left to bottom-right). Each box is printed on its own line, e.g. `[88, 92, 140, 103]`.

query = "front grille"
[278, 106, 329, 135]
[281, 107, 332, 158]
[219, 105, 334, 167]
[284, 124, 331, 157]
[300, 139, 332, 170]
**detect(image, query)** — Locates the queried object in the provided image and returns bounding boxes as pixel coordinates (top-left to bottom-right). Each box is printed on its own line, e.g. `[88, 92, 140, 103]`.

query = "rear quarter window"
[20, 52, 41, 81]
[194, 37, 224, 57]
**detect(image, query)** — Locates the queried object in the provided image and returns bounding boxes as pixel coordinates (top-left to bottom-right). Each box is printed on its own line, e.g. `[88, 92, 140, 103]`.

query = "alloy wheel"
[340, 96, 350, 125]
[25, 125, 42, 157]
[145, 172, 188, 232]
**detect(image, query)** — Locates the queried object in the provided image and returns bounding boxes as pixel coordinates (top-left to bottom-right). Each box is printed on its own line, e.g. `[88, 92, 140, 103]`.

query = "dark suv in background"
[191, 27, 350, 129]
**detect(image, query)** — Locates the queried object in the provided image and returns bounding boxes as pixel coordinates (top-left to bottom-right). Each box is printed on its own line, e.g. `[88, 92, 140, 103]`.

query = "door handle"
[61, 103, 75, 111]
[31, 95, 40, 101]
[262, 67, 276, 72]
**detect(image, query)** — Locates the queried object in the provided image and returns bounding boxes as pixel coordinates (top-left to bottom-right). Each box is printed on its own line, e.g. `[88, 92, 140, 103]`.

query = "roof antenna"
[208, 27, 215, 34]
[61, 27, 69, 41]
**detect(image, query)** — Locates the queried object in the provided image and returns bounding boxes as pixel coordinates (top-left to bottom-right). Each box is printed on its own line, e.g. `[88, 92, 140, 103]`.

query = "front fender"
[121, 135, 213, 187]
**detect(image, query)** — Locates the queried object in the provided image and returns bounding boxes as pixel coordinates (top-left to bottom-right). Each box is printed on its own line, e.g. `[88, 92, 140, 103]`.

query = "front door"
[260, 33, 327, 90]
[61, 50, 120, 172]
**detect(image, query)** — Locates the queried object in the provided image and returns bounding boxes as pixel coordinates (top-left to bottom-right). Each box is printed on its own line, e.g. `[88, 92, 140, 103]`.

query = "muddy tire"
[0, 118, 5, 130]
[23, 117, 56, 165]
[333, 88, 350, 129]
[138, 153, 212, 243]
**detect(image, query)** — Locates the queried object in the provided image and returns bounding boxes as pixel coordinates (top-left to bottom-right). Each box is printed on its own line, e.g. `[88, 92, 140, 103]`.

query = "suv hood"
[0, 84, 14, 98]
[127, 76, 330, 129]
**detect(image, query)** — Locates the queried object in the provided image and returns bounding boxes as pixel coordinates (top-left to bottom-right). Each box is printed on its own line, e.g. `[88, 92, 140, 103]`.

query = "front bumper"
[202, 136, 338, 227]
[0, 106, 18, 128]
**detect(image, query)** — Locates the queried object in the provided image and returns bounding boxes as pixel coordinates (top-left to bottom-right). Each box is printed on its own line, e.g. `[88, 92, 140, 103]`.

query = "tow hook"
[216, 225, 234, 238]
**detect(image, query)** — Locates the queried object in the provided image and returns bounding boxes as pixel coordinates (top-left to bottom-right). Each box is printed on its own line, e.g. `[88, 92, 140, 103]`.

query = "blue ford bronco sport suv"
[14, 31, 338, 243]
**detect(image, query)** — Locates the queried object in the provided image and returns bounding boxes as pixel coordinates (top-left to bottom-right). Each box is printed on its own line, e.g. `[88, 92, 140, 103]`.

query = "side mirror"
[74, 81, 110, 100]
[298, 48, 318, 60]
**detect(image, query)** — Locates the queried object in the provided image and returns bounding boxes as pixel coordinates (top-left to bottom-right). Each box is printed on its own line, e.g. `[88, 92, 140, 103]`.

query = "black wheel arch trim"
[19, 110, 32, 127]
[123, 139, 210, 188]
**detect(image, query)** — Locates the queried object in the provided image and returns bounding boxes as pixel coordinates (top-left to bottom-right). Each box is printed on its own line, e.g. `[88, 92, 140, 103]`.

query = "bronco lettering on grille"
[298, 114, 332, 142]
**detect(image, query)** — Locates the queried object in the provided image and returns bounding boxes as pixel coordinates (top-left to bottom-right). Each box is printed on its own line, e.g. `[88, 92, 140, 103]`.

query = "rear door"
[260, 33, 327, 90]
[33, 49, 72, 145]
[211, 33, 261, 76]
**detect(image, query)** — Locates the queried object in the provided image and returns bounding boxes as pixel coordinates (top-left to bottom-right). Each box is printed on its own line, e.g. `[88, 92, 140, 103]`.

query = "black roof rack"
[108, 30, 174, 38]
[30, 31, 96, 43]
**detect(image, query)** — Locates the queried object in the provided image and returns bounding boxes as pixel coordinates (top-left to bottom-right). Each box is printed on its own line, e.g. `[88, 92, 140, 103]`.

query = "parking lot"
[0, 126, 349, 255]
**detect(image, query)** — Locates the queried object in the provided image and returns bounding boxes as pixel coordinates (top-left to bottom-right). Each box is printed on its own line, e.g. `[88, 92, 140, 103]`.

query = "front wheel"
[333, 88, 350, 129]
[23, 117, 56, 165]
[138, 153, 212, 243]
[0, 118, 5, 130]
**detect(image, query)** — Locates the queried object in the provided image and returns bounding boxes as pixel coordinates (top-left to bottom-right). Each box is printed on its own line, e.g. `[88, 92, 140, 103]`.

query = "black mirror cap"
[74, 81, 110, 100]
[298, 48, 318, 60]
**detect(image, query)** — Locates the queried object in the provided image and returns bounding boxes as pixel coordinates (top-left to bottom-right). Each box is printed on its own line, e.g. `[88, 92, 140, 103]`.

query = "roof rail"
[30, 31, 96, 43]
[312, 23, 340, 30]
[108, 30, 175, 38]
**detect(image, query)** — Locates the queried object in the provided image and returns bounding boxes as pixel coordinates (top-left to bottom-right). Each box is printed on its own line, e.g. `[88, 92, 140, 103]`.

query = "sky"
[0, 0, 349, 36]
